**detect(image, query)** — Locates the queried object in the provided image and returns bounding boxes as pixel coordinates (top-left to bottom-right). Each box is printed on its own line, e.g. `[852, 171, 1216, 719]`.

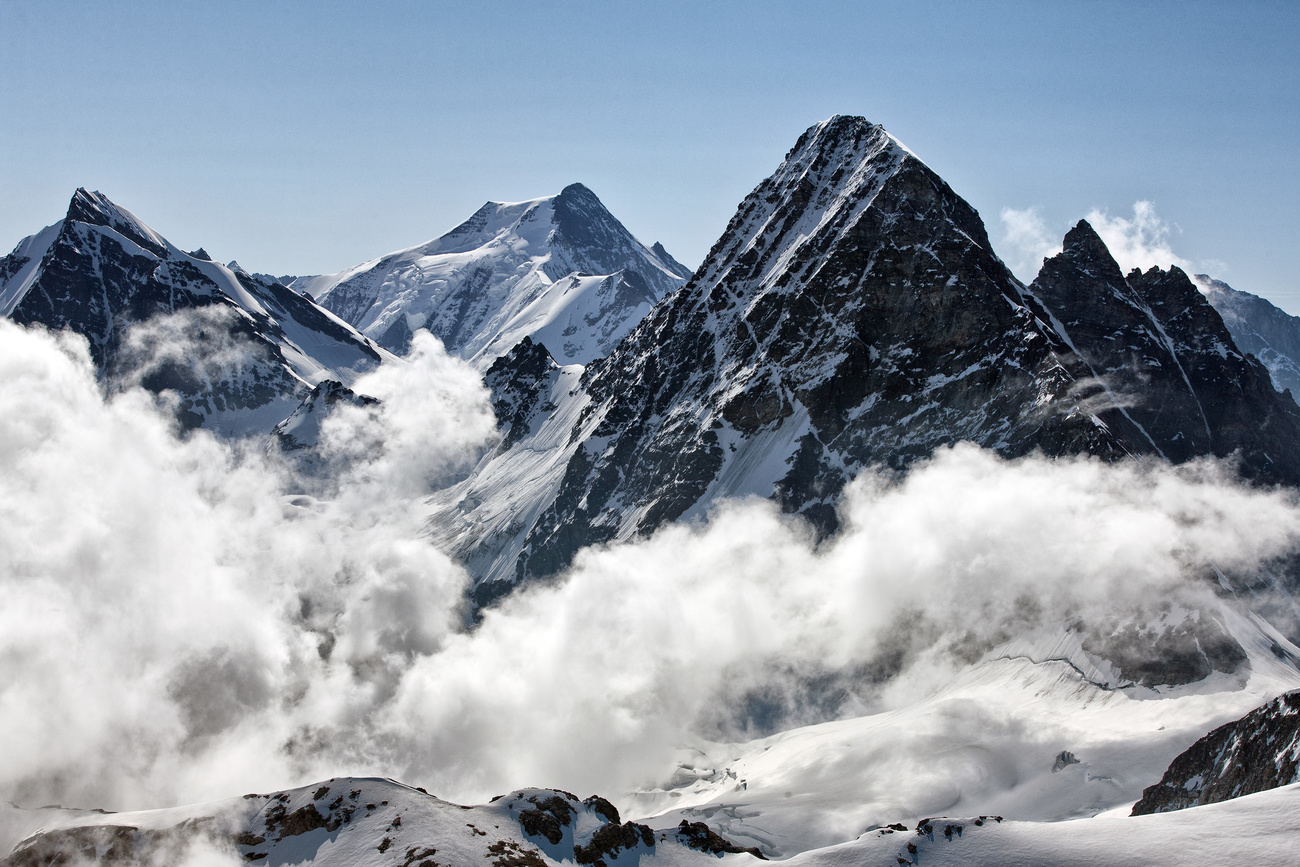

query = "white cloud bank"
[1, 319, 1298, 820]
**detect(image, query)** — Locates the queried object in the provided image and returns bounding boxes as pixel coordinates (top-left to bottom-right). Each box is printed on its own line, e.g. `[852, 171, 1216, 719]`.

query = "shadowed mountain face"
[432, 117, 1300, 595]
[0, 189, 382, 435]
[1030, 221, 1300, 480]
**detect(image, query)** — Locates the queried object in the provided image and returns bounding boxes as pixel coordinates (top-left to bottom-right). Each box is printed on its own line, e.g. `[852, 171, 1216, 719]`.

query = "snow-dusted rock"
[1132, 690, 1300, 815]
[1196, 274, 1300, 399]
[0, 190, 385, 437]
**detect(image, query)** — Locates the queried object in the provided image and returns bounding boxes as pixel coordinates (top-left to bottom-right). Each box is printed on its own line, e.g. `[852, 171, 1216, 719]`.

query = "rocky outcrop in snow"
[1131, 690, 1300, 815]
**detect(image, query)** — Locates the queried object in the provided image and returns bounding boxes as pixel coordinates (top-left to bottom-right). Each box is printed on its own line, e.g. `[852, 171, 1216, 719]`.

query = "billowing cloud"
[999, 206, 1061, 282]
[1, 319, 1297, 830]
[1085, 201, 1192, 275]
[1001, 201, 1225, 285]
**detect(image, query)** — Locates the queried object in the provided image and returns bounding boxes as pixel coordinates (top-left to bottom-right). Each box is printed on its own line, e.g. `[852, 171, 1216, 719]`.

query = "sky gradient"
[3, 1, 1298, 309]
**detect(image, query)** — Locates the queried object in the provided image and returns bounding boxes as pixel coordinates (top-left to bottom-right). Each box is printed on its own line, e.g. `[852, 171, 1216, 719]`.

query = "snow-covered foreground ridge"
[8, 775, 1300, 866]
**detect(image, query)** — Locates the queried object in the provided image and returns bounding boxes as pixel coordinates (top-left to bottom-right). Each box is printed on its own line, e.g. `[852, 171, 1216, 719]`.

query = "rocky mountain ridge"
[429, 116, 1300, 596]
[1132, 690, 1300, 815]
[0, 189, 385, 436]
[1197, 274, 1300, 398]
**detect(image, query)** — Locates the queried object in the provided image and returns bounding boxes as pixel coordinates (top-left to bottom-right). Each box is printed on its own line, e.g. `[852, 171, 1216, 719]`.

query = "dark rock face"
[572, 821, 655, 865]
[0, 189, 381, 436]
[547, 183, 694, 285]
[1029, 222, 1300, 482]
[504, 117, 1129, 583]
[1198, 275, 1300, 399]
[1131, 690, 1300, 815]
[1128, 264, 1300, 482]
[484, 337, 560, 450]
[452, 118, 1300, 597]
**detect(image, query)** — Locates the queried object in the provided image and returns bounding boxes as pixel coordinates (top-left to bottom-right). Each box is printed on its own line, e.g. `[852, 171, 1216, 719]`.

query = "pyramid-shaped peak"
[553, 182, 615, 223]
[66, 188, 124, 226]
[1061, 219, 1111, 259]
[63, 188, 169, 257]
[558, 182, 598, 201]
[785, 115, 897, 162]
[1035, 219, 1126, 287]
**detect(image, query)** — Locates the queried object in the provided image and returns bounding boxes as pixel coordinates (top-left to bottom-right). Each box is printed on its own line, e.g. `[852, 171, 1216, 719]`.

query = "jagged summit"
[428, 116, 1300, 592]
[1030, 226, 1300, 477]
[0, 189, 383, 435]
[1058, 219, 1126, 279]
[303, 183, 690, 365]
[63, 187, 170, 259]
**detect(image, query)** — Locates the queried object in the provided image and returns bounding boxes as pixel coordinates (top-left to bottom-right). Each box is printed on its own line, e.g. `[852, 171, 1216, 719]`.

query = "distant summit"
[0, 189, 383, 436]
[297, 183, 691, 365]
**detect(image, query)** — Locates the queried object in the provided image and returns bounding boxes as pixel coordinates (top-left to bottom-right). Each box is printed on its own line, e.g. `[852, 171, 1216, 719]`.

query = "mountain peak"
[66, 188, 120, 226]
[64, 188, 169, 258]
[1039, 219, 1126, 286]
[558, 181, 597, 200]
[788, 115, 886, 157]
[551, 182, 620, 246]
[1061, 219, 1112, 259]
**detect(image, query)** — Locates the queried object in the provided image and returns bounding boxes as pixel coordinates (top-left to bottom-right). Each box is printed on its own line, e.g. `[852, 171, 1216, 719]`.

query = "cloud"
[1001, 202, 1227, 286]
[1, 319, 1298, 830]
[999, 207, 1061, 282]
[1084, 201, 1193, 275]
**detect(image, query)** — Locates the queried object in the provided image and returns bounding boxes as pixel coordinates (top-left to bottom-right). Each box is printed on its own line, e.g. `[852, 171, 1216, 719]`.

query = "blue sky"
[3, 1, 1298, 309]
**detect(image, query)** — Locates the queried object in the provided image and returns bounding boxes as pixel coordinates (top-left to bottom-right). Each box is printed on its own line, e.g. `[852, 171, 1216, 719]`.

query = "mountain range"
[6, 115, 1300, 866]
[426, 116, 1300, 600]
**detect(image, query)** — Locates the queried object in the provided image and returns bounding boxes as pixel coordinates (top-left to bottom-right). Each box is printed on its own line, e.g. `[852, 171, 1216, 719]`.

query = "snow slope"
[301, 183, 691, 366]
[623, 611, 1300, 858]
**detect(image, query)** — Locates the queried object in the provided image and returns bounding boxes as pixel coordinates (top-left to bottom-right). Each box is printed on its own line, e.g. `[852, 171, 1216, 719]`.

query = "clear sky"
[3, 1, 1298, 310]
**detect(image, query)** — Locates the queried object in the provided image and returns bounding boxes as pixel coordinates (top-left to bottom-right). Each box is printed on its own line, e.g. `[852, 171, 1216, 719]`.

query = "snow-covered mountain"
[296, 183, 692, 366]
[1195, 274, 1300, 399]
[427, 116, 1300, 595]
[0, 189, 386, 435]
